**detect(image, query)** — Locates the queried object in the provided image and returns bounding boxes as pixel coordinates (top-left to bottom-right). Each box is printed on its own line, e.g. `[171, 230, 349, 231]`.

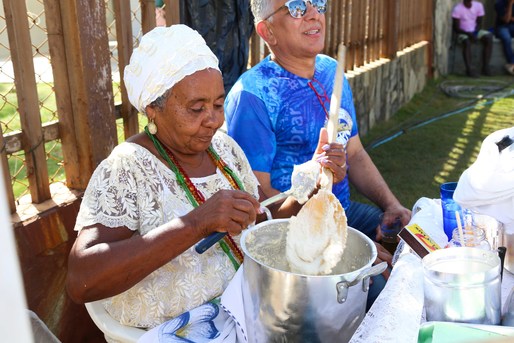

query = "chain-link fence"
[0, 0, 148, 209]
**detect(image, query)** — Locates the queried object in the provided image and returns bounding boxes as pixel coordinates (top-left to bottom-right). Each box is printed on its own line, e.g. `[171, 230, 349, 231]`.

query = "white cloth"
[349, 253, 424, 343]
[351, 197, 514, 342]
[350, 198, 445, 343]
[454, 127, 514, 233]
[124, 25, 220, 113]
[137, 267, 247, 343]
[75, 132, 259, 328]
[218, 267, 247, 342]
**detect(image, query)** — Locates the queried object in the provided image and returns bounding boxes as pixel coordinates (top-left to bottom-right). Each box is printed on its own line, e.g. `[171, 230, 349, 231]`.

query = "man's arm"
[254, 171, 280, 198]
[453, 17, 461, 33]
[345, 135, 411, 223]
[476, 15, 484, 31]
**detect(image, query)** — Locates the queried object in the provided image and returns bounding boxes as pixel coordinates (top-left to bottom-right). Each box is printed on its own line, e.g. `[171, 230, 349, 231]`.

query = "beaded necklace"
[308, 78, 330, 120]
[145, 127, 245, 269]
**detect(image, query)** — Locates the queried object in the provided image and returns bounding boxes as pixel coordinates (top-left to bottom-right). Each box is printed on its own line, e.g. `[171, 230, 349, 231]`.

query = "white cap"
[124, 25, 220, 113]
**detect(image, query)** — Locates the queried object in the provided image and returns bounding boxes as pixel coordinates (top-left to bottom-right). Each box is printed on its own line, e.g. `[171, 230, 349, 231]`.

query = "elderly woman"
[67, 25, 335, 340]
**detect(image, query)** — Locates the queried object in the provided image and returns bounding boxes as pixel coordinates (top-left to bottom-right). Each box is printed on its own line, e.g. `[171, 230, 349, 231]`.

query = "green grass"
[352, 75, 514, 210]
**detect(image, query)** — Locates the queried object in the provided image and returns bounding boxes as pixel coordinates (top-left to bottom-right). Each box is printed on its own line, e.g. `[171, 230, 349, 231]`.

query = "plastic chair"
[85, 300, 146, 343]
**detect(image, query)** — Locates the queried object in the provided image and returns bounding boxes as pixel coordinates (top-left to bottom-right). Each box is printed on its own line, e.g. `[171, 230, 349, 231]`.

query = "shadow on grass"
[352, 75, 514, 209]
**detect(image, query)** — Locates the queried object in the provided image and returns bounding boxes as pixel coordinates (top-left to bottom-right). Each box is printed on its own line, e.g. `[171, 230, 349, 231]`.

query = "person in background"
[224, 0, 411, 309]
[66, 25, 322, 340]
[495, 0, 514, 75]
[452, 0, 493, 77]
[181, 0, 254, 93]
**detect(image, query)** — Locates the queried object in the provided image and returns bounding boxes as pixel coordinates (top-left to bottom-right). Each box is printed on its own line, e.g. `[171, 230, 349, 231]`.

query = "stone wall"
[347, 42, 429, 136]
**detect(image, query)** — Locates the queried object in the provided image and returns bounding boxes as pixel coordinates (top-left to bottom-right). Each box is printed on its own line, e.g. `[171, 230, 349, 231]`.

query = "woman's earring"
[148, 119, 157, 135]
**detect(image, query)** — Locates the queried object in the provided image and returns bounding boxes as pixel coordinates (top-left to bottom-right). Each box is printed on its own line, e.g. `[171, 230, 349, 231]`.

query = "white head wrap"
[124, 24, 220, 113]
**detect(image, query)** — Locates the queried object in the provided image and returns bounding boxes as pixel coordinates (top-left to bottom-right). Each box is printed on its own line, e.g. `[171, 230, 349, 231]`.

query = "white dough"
[286, 189, 348, 275]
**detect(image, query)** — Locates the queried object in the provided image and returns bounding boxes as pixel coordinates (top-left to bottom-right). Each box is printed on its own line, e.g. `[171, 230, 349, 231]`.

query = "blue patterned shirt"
[225, 55, 358, 210]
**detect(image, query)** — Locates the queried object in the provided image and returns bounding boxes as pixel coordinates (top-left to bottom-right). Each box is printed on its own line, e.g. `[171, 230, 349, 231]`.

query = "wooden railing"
[1, 0, 433, 215]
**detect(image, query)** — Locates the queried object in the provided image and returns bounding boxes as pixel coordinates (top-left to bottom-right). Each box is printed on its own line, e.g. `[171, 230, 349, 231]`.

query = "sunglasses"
[262, 0, 328, 21]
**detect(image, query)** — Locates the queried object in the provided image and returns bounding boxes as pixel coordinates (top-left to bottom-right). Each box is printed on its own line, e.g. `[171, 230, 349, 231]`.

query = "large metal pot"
[241, 218, 386, 343]
[423, 247, 501, 325]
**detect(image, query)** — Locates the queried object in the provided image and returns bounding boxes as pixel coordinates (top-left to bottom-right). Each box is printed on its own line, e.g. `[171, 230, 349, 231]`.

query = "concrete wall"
[450, 38, 514, 75]
[347, 42, 429, 136]
[433, 0, 457, 77]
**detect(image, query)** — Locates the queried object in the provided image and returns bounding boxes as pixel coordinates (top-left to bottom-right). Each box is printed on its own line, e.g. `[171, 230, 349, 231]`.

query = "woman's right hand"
[185, 189, 261, 237]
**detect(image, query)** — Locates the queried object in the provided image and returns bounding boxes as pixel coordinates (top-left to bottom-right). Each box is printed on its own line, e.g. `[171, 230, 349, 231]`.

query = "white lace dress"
[75, 131, 259, 329]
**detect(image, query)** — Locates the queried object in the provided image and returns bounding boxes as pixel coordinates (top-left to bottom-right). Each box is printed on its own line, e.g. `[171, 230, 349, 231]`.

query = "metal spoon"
[195, 160, 320, 254]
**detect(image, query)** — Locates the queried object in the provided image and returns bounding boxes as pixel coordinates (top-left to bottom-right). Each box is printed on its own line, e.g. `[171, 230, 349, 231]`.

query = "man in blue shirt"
[225, 0, 411, 309]
[495, 0, 514, 74]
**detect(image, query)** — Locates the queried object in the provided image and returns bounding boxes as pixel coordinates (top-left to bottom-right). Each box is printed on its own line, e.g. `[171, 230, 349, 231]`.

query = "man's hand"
[313, 128, 347, 184]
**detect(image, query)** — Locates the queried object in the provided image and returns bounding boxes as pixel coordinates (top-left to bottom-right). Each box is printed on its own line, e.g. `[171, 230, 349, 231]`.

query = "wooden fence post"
[58, 0, 117, 189]
[163, 0, 181, 25]
[141, 0, 156, 34]
[113, 0, 139, 139]
[0, 134, 15, 213]
[3, 0, 51, 203]
[385, 0, 399, 59]
[425, 0, 434, 77]
[43, 0, 82, 189]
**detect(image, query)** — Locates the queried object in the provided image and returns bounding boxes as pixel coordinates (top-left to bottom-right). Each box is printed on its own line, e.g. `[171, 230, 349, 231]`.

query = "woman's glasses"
[263, 0, 328, 21]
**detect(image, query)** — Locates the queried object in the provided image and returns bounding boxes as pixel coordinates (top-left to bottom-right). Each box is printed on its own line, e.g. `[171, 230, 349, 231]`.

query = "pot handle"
[336, 262, 388, 304]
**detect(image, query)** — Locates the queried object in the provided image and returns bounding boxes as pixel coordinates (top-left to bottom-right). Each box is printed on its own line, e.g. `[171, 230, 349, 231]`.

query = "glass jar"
[449, 227, 491, 250]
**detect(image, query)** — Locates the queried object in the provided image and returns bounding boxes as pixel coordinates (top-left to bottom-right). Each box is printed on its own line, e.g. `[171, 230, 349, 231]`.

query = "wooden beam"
[163, 0, 180, 25]
[0, 134, 16, 213]
[42, 0, 82, 189]
[424, 0, 434, 78]
[114, 0, 139, 139]
[59, 0, 117, 189]
[141, 0, 156, 34]
[355, 0, 365, 67]
[3, 0, 51, 203]
[346, 0, 355, 69]
[384, 0, 399, 59]
[3, 122, 60, 155]
[249, 30, 261, 67]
